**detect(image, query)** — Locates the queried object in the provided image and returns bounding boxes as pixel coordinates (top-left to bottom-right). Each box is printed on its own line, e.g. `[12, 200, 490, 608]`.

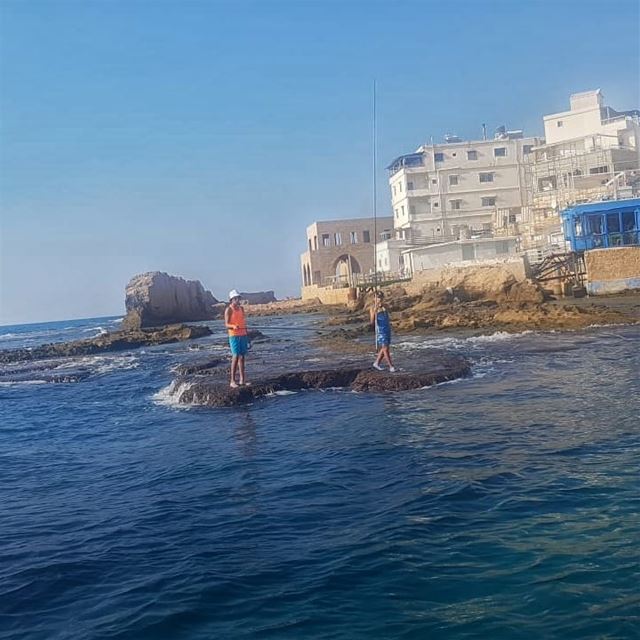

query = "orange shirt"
[228, 305, 247, 337]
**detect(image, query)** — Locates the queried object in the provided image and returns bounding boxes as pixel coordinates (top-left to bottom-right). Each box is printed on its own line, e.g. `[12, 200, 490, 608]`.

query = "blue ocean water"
[0, 317, 638, 640]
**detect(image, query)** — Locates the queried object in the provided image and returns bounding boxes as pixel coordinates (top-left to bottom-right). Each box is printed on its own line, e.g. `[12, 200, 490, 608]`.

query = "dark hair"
[375, 290, 384, 298]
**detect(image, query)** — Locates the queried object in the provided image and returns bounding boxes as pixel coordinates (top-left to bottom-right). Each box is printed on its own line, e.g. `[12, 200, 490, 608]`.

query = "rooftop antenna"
[482, 123, 487, 140]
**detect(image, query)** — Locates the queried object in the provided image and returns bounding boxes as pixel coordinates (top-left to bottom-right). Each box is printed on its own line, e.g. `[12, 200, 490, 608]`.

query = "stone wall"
[585, 247, 640, 295]
[301, 285, 354, 305]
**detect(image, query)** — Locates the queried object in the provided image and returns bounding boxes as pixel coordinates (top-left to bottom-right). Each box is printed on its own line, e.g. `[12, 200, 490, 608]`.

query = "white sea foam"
[152, 380, 195, 408]
[53, 355, 139, 375]
[0, 380, 48, 387]
[465, 330, 533, 344]
[396, 330, 535, 352]
[82, 326, 109, 336]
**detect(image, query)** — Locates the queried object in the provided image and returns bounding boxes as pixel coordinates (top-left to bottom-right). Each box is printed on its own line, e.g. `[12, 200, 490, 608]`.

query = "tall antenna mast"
[372, 80, 377, 291]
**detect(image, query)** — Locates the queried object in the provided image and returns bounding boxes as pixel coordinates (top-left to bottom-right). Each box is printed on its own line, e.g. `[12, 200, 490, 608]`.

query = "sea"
[0, 315, 638, 640]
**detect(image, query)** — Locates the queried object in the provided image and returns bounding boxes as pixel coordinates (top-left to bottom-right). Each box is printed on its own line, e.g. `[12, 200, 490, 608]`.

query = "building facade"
[526, 90, 640, 211]
[300, 217, 393, 288]
[387, 132, 541, 243]
[402, 237, 518, 273]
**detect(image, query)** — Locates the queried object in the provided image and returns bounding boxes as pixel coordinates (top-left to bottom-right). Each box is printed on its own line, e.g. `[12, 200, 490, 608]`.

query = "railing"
[324, 270, 412, 289]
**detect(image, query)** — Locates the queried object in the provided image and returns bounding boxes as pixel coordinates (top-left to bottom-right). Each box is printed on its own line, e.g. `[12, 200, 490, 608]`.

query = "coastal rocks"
[240, 291, 277, 305]
[169, 352, 471, 407]
[123, 272, 218, 330]
[0, 324, 212, 365]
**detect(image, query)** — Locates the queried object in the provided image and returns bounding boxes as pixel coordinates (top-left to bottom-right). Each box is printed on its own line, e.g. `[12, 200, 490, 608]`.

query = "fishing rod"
[246, 325, 350, 333]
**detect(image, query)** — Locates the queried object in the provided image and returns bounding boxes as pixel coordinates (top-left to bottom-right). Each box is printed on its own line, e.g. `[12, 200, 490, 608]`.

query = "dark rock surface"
[123, 272, 218, 329]
[173, 357, 225, 376]
[171, 352, 470, 407]
[0, 324, 212, 365]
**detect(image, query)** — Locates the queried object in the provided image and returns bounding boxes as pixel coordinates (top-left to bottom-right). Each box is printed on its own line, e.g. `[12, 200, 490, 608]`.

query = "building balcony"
[406, 188, 434, 197]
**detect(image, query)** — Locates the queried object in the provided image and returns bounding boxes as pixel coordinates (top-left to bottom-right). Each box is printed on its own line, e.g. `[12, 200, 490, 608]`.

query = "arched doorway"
[333, 254, 361, 285]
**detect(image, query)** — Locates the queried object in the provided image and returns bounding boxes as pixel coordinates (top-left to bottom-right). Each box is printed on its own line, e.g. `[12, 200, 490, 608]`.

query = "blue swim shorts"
[376, 332, 391, 347]
[229, 335, 249, 356]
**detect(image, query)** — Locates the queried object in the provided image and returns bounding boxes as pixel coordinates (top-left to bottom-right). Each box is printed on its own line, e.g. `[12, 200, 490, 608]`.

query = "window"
[322, 233, 331, 247]
[308, 238, 312, 252]
[399, 182, 403, 192]
[313, 236, 318, 250]
[495, 240, 509, 254]
[586, 215, 603, 235]
[538, 176, 557, 191]
[523, 145, 533, 154]
[449, 175, 459, 186]
[479, 172, 494, 183]
[394, 208, 399, 218]
[350, 231, 358, 244]
[362, 230, 370, 243]
[606, 213, 620, 233]
[508, 213, 517, 223]
[589, 166, 609, 175]
[494, 147, 507, 157]
[482, 197, 497, 207]
[450, 199, 462, 210]
[334, 232, 342, 245]
[433, 202, 439, 207]
[462, 244, 476, 261]
[467, 150, 478, 160]
[401, 205, 405, 217]
[392, 185, 396, 196]
[557, 120, 563, 127]
[434, 152, 444, 162]
[431, 179, 437, 185]
[407, 181, 414, 190]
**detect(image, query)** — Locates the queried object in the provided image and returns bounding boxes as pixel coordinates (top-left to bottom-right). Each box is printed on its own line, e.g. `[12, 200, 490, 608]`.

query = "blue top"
[376, 309, 391, 336]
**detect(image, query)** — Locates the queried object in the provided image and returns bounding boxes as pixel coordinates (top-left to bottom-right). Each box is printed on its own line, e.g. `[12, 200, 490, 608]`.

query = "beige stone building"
[300, 216, 393, 289]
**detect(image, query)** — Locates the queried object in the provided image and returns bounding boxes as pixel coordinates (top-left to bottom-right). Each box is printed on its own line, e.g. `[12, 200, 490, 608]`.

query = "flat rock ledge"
[0, 324, 212, 365]
[172, 355, 471, 407]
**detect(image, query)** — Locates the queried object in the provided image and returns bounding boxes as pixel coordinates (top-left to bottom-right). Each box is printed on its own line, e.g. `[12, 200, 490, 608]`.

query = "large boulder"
[123, 272, 218, 329]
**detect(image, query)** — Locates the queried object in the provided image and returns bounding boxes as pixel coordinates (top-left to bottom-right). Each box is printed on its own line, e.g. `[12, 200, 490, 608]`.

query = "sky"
[1, 0, 639, 325]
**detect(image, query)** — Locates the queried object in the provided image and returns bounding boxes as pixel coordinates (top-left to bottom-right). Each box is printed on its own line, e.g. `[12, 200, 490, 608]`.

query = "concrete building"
[375, 237, 410, 275]
[300, 216, 393, 288]
[402, 237, 518, 273]
[526, 90, 640, 211]
[387, 130, 541, 243]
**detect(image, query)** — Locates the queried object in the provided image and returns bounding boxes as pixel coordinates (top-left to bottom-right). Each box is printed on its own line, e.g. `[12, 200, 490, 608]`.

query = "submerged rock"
[169, 352, 471, 407]
[0, 324, 212, 365]
[123, 272, 218, 329]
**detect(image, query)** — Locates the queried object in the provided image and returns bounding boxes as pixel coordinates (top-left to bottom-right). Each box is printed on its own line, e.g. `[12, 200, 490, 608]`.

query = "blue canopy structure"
[562, 198, 640, 252]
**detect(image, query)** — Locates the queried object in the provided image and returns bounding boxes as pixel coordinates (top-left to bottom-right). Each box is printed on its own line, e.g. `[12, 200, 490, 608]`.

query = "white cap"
[229, 289, 241, 300]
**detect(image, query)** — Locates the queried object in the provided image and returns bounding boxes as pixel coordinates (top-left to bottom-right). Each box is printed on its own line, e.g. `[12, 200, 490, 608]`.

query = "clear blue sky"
[1, 0, 638, 324]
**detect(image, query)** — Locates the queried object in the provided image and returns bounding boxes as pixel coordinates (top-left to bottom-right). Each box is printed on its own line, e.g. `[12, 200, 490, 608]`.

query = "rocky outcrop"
[123, 272, 218, 329]
[240, 291, 277, 305]
[0, 324, 212, 365]
[167, 353, 471, 407]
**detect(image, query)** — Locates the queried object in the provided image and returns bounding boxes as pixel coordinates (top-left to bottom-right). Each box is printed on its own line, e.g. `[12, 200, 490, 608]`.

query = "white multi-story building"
[386, 131, 542, 244]
[527, 90, 640, 210]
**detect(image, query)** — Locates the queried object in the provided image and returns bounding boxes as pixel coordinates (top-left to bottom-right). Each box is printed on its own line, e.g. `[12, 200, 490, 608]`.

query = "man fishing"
[370, 290, 396, 372]
[225, 290, 250, 388]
